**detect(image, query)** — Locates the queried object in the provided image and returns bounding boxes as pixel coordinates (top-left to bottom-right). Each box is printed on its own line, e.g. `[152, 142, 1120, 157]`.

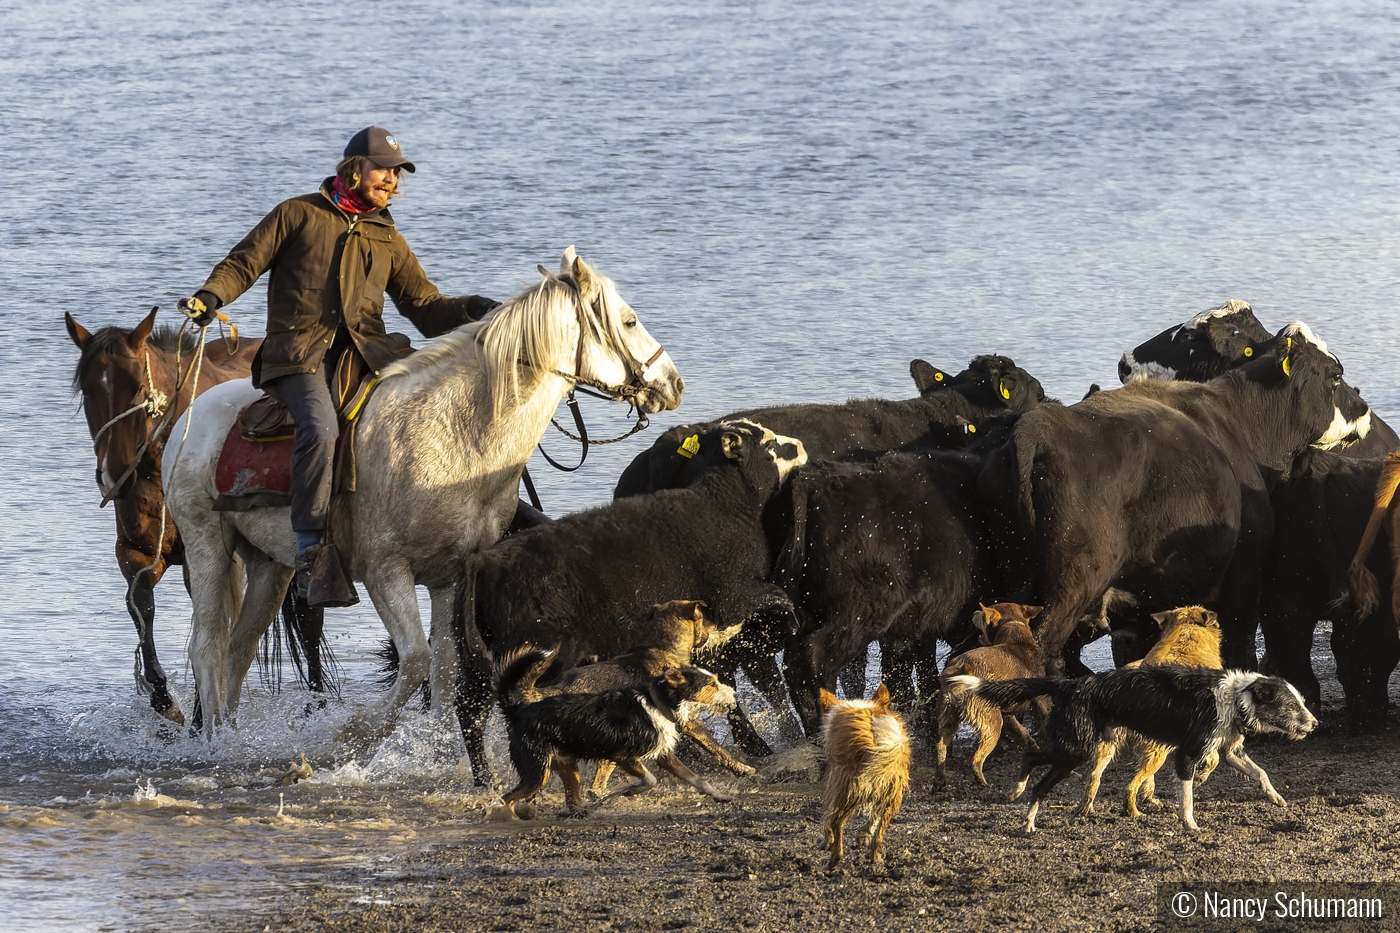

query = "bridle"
[89, 348, 174, 507]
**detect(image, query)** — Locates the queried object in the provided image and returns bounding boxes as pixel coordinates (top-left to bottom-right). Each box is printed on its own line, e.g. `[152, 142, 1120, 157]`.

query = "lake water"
[3, 1, 1399, 929]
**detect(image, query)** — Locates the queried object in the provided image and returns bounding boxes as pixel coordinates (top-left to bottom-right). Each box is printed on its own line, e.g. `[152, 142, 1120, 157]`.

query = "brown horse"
[66, 307, 331, 724]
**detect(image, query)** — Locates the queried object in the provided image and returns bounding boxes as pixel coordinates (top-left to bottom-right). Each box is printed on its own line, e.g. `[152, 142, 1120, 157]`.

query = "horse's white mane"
[1186, 298, 1253, 328]
[378, 256, 629, 419]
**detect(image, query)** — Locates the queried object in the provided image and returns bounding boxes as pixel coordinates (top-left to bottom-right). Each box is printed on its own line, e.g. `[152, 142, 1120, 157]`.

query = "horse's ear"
[571, 254, 598, 299]
[559, 245, 579, 277]
[910, 359, 948, 394]
[64, 312, 91, 349]
[128, 306, 158, 350]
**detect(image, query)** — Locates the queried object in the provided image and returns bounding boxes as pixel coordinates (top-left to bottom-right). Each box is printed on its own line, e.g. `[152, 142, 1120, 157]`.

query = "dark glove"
[178, 290, 222, 327]
[466, 294, 500, 322]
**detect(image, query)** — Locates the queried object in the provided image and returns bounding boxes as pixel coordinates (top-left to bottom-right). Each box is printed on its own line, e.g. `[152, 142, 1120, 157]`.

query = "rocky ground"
[220, 714, 1400, 933]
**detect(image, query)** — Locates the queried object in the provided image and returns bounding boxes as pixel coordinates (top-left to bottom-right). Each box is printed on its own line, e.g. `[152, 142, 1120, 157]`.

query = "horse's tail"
[278, 586, 341, 696]
[1346, 450, 1400, 619]
[370, 636, 428, 707]
[493, 644, 559, 709]
[452, 554, 492, 663]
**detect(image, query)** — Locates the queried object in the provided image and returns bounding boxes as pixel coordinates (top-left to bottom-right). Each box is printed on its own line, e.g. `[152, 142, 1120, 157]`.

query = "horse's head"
[558, 247, 685, 415]
[66, 307, 166, 499]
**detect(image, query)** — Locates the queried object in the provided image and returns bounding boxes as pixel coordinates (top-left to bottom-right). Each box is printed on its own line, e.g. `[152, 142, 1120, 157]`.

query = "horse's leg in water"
[451, 648, 496, 787]
[349, 559, 430, 744]
[224, 548, 296, 713]
[181, 521, 240, 735]
[116, 538, 183, 725]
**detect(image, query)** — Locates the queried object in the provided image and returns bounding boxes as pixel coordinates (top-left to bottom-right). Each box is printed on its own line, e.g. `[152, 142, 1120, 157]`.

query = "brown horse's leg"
[116, 534, 183, 725]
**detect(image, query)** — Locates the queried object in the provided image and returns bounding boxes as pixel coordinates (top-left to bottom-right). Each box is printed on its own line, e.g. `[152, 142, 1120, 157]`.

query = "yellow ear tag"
[967, 423, 977, 433]
[1243, 346, 1253, 358]
[934, 371, 944, 382]
[677, 434, 700, 459]
[1000, 382, 1011, 400]
[1282, 356, 1292, 377]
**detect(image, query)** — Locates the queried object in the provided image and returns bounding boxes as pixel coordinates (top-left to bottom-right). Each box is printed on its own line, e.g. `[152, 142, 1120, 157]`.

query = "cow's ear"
[128, 305, 157, 350]
[819, 688, 839, 711]
[910, 359, 948, 394]
[721, 431, 744, 459]
[872, 683, 891, 707]
[1150, 609, 1174, 628]
[64, 312, 91, 349]
[1281, 335, 1293, 377]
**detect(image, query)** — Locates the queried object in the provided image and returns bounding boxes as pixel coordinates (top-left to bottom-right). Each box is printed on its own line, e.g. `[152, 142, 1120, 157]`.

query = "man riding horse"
[179, 126, 496, 595]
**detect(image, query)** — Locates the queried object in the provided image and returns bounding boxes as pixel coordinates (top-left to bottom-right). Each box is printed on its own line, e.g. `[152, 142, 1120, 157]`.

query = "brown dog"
[517, 600, 752, 797]
[819, 684, 911, 872]
[935, 603, 1045, 785]
[1080, 605, 1224, 817]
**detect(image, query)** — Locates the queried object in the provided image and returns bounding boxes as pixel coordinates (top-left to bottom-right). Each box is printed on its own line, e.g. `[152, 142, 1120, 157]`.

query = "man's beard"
[358, 180, 396, 208]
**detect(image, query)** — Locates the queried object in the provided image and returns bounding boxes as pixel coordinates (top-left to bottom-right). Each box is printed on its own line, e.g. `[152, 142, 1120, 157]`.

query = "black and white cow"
[613, 355, 1044, 499]
[1119, 300, 1398, 457]
[1260, 448, 1400, 731]
[982, 323, 1373, 675]
[449, 420, 807, 786]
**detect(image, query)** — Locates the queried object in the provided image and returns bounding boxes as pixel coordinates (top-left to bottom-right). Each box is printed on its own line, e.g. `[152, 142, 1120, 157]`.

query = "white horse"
[164, 248, 685, 740]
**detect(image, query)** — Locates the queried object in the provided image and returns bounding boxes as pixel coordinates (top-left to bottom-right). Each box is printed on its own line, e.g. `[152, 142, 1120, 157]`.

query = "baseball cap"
[343, 126, 416, 173]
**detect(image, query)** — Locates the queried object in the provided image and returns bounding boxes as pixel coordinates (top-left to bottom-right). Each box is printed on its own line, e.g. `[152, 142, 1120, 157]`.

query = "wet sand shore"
[219, 720, 1400, 933]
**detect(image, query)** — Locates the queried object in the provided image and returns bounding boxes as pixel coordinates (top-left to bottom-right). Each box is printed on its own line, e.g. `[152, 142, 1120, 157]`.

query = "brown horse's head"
[66, 307, 181, 500]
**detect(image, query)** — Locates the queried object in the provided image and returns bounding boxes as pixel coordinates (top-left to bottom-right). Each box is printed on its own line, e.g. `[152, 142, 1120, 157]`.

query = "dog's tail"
[493, 644, 560, 709]
[946, 674, 1068, 708]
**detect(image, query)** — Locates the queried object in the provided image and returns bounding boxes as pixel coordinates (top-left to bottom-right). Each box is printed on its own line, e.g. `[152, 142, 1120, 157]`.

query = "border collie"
[950, 666, 1316, 832]
[495, 646, 735, 817]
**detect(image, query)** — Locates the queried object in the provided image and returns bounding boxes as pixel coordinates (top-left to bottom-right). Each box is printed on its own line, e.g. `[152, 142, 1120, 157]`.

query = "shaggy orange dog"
[1080, 605, 1224, 817]
[818, 684, 911, 872]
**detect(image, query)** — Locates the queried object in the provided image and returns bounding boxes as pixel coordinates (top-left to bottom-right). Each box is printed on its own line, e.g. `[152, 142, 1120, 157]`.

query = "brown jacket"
[200, 178, 485, 386]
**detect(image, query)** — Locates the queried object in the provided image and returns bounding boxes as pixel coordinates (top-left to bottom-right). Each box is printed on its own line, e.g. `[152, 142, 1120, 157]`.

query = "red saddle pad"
[214, 421, 293, 498]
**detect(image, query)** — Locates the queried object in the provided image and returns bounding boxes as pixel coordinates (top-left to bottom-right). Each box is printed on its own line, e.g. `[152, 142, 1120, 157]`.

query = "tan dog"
[935, 603, 1045, 785]
[1079, 605, 1224, 817]
[819, 684, 911, 872]
[517, 600, 752, 795]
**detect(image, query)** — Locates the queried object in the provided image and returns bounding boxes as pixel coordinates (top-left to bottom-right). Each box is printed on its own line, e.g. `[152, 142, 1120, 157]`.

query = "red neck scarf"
[330, 176, 376, 215]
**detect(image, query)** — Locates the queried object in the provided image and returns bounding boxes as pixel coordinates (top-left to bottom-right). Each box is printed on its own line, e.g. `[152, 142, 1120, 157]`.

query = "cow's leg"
[881, 640, 917, 710]
[1333, 607, 1400, 731]
[427, 584, 460, 724]
[781, 640, 823, 737]
[741, 653, 804, 745]
[837, 647, 867, 701]
[1259, 605, 1320, 713]
[718, 663, 774, 759]
[451, 650, 496, 787]
[225, 551, 296, 713]
[345, 559, 428, 745]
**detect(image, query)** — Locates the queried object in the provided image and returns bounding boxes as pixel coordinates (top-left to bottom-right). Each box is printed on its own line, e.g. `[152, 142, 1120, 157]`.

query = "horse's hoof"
[154, 700, 186, 727]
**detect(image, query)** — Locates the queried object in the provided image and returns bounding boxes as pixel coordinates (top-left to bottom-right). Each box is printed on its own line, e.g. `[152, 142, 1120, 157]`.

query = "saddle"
[212, 342, 395, 512]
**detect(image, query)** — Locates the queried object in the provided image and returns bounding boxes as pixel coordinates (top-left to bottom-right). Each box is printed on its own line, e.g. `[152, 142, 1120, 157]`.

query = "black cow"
[613, 355, 1045, 499]
[1260, 448, 1400, 730]
[449, 421, 807, 786]
[1119, 300, 1399, 457]
[982, 323, 1373, 675]
[775, 449, 994, 736]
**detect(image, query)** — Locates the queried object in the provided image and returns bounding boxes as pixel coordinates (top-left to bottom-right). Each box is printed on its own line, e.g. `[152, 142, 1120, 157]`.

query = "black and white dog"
[494, 646, 738, 817]
[950, 666, 1317, 832]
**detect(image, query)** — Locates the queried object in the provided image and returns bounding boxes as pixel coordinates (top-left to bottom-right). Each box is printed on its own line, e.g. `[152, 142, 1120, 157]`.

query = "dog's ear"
[819, 689, 839, 711]
[872, 683, 891, 708]
[1150, 609, 1174, 628]
[1250, 680, 1278, 704]
[1199, 609, 1220, 628]
[687, 600, 707, 621]
[662, 665, 686, 687]
[1022, 605, 1044, 620]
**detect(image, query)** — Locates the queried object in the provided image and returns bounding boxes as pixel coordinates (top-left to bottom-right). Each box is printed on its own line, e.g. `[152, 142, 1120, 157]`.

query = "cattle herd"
[428, 298, 1400, 822]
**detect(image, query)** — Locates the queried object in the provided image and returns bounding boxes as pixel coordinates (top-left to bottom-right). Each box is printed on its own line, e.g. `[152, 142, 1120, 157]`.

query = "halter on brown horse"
[66, 306, 333, 724]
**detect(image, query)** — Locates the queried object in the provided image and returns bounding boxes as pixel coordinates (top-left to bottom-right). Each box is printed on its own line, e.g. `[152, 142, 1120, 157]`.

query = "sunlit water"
[4, 1, 1400, 929]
